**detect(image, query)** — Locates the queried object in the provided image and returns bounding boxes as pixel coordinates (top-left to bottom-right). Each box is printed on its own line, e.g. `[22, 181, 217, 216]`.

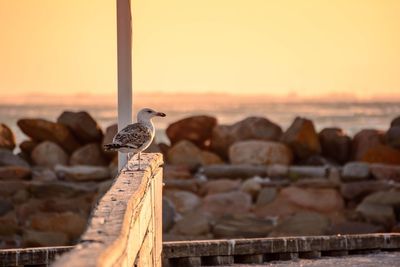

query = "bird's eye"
[147, 110, 152, 113]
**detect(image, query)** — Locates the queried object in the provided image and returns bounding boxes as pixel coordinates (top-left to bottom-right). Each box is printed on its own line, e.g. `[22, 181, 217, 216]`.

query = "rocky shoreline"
[0, 111, 400, 248]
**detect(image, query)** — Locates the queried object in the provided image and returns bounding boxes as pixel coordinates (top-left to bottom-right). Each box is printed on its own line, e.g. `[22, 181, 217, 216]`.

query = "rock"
[200, 179, 241, 195]
[19, 140, 38, 155]
[288, 166, 328, 180]
[293, 178, 337, 189]
[31, 141, 68, 168]
[269, 212, 330, 237]
[319, 128, 351, 164]
[23, 230, 69, 247]
[163, 165, 192, 180]
[28, 182, 95, 198]
[0, 123, 16, 150]
[164, 179, 200, 193]
[0, 181, 27, 197]
[361, 145, 400, 165]
[340, 181, 395, 200]
[240, 177, 262, 198]
[17, 118, 80, 153]
[0, 166, 31, 180]
[41, 196, 94, 214]
[57, 111, 103, 143]
[267, 164, 289, 177]
[200, 150, 224, 165]
[70, 143, 107, 166]
[0, 149, 30, 167]
[202, 164, 269, 179]
[386, 126, 400, 149]
[328, 221, 384, 235]
[55, 165, 110, 182]
[298, 155, 337, 166]
[362, 190, 400, 206]
[0, 212, 19, 236]
[202, 191, 252, 217]
[173, 211, 210, 236]
[370, 164, 400, 182]
[229, 140, 293, 165]
[163, 198, 176, 232]
[254, 193, 309, 219]
[213, 214, 274, 238]
[391, 116, 400, 127]
[342, 162, 370, 180]
[351, 129, 385, 160]
[164, 190, 201, 214]
[210, 117, 283, 159]
[30, 211, 87, 240]
[256, 187, 278, 206]
[281, 117, 321, 160]
[281, 186, 344, 213]
[356, 202, 395, 227]
[0, 199, 13, 216]
[102, 124, 118, 159]
[167, 140, 222, 169]
[166, 115, 217, 148]
[31, 167, 58, 181]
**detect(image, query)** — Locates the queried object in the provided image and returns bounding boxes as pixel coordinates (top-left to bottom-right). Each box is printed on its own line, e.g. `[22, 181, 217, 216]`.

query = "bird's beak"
[156, 112, 166, 117]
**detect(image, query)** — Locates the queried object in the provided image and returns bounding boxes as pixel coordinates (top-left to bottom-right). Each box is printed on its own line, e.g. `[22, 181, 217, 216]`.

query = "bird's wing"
[113, 123, 152, 148]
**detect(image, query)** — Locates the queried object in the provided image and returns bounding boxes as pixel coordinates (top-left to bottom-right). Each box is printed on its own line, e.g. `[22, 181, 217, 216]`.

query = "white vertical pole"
[116, 0, 133, 170]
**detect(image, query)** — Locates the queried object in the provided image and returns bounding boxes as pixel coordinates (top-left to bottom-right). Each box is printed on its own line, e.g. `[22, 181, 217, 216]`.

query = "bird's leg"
[124, 153, 135, 173]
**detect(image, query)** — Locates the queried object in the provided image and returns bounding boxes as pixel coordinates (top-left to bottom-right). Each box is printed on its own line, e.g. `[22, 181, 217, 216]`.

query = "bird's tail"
[103, 143, 123, 151]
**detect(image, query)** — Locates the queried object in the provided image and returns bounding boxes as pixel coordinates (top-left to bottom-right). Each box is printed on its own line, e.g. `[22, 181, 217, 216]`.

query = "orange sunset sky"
[0, 0, 400, 99]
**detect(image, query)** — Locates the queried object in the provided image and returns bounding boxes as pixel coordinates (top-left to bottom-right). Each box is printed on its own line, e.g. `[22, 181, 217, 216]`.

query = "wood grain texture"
[52, 153, 163, 267]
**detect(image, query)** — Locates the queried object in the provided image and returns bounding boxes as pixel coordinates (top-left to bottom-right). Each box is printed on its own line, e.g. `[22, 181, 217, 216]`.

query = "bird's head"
[137, 108, 166, 121]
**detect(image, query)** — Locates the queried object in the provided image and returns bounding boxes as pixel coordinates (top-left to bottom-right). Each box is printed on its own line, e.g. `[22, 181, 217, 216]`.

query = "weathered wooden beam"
[52, 153, 163, 267]
[0, 246, 72, 266]
[163, 234, 400, 258]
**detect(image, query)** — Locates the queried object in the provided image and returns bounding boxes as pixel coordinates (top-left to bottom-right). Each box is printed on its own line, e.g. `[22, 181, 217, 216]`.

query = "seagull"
[104, 108, 166, 171]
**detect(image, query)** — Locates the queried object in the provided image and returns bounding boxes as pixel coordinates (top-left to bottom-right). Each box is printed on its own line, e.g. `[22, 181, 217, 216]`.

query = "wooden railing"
[52, 153, 163, 267]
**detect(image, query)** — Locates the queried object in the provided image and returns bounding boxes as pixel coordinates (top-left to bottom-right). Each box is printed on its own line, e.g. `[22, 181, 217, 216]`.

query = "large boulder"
[172, 211, 211, 236]
[23, 230, 69, 247]
[57, 111, 103, 143]
[0, 149, 30, 168]
[391, 116, 400, 127]
[70, 143, 107, 166]
[167, 140, 222, 169]
[351, 129, 385, 160]
[0, 166, 31, 180]
[281, 117, 321, 160]
[356, 202, 395, 227]
[386, 126, 400, 149]
[370, 164, 400, 182]
[213, 215, 274, 238]
[102, 124, 118, 159]
[269, 212, 331, 237]
[17, 119, 80, 153]
[29, 211, 87, 240]
[319, 128, 351, 163]
[0, 124, 16, 150]
[361, 145, 400, 165]
[210, 117, 283, 159]
[163, 198, 176, 232]
[340, 180, 393, 200]
[166, 115, 217, 148]
[19, 140, 38, 155]
[229, 140, 293, 165]
[200, 179, 241, 195]
[55, 165, 110, 182]
[164, 190, 201, 214]
[31, 141, 68, 168]
[341, 162, 370, 181]
[202, 191, 252, 217]
[280, 186, 344, 213]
